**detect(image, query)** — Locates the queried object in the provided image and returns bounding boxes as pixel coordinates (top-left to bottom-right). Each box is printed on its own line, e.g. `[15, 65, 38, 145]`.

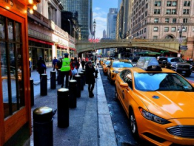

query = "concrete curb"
[97, 67, 117, 146]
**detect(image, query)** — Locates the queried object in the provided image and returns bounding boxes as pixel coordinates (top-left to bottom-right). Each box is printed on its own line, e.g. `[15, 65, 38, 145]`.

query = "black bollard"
[81, 70, 86, 85]
[57, 69, 62, 85]
[40, 74, 47, 96]
[33, 107, 53, 146]
[57, 88, 69, 128]
[30, 78, 34, 106]
[74, 75, 81, 98]
[50, 71, 56, 89]
[79, 72, 84, 90]
[69, 80, 77, 108]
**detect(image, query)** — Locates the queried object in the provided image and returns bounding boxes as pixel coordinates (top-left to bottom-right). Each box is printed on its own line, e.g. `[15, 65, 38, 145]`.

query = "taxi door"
[122, 71, 133, 116]
[117, 70, 131, 113]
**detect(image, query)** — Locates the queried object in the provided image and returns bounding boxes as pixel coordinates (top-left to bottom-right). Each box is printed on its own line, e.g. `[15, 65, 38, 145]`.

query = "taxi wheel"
[115, 86, 118, 100]
[129, 109, 139, 139]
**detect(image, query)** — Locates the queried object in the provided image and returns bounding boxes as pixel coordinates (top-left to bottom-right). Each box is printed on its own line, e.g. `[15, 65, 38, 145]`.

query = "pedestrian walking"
[37, 56, 46, 79]
[60, 53, 71, 88]
[52, 57, 58, 71]
[85, 61, 95, 98]
[81, 58, 85, 70]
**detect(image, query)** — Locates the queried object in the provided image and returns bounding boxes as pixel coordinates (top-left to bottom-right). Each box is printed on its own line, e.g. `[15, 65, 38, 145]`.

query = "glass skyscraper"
[61, 0, 93, 39]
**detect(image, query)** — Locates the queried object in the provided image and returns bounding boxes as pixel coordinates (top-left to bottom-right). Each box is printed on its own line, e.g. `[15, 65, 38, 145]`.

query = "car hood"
[137, 91, 194, 119]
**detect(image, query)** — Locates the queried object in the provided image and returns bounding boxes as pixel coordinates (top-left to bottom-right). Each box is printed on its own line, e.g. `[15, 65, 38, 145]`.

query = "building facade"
[107, 8, 118, 39]
[61, 0, 93, 39]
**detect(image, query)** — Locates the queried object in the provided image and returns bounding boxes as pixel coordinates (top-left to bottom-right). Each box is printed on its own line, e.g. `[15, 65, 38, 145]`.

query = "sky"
[93, 0, 118, 39]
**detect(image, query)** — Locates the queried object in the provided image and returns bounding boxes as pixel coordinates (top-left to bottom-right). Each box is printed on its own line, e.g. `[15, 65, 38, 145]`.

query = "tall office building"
[103, 30, 107, 38]
[61, 0, 92, 39]
[107, 8, 118, 39]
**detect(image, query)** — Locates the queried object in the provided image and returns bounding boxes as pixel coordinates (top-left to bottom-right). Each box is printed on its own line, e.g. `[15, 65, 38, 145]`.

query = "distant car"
[158, 57, 192, 77]
[102, 60, 111, 75]
[107, 60, 133, 83]
[129, 56, 140, 67]
[115, 57, 194, 145]
[185, 60, 194, 71]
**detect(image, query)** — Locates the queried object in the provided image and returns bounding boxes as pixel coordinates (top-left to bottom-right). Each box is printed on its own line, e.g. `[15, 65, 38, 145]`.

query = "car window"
[134, 73, 193, 91]
[120, 70, 133, 89]
[112, 62, 133, 68]
[170, 58, 184, 63]
[105, 61, 110, 65]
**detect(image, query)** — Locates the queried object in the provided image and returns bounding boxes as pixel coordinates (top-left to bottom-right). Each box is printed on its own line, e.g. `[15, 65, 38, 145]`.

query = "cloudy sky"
[93, 0, 118, 39]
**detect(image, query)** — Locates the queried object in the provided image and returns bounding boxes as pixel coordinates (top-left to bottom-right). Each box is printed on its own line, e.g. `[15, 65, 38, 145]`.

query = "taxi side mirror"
[107, 65, 110, 67]
[120, 82, 128, 88]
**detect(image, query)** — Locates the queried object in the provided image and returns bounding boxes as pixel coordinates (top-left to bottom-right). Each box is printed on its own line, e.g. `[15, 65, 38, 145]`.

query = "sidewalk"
[27, 67, 117, 146]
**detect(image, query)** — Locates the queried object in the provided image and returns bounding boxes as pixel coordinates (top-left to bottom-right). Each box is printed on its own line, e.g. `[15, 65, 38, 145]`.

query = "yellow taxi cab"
[107, 60, 133, 83]
[102, 60, 111, 75]
[115, 57, 194, 145]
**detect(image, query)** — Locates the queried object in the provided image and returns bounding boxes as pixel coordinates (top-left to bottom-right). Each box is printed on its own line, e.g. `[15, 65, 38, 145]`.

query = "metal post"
[79, 72, 84, 90]
[40, 74, 47, 96]
[57, 88, 69, 128]
[69, 80, 77, 108]
[30, 78, 34, 106]
[57, 69, 62, 85]
[74, 75, 81, 98]
[50, 71, 56, 89]
[33, 107, 53, 146]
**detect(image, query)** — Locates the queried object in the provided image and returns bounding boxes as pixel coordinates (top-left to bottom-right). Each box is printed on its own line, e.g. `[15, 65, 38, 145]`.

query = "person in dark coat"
[37, 56, 46, 78]
[85, 61, 95, 97]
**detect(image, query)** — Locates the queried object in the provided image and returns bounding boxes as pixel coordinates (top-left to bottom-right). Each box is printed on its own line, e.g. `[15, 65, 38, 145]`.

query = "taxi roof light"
[136, 57, 162, 71]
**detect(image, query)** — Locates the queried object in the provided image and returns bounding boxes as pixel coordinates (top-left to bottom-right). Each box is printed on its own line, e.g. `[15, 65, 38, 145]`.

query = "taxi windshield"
[112, 62, 133, 68]
[134, 73, 193, 91]
[105, 61, 110, 65]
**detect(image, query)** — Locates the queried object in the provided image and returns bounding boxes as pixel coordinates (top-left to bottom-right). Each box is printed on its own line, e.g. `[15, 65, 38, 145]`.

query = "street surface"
[99, 65, 194, 146]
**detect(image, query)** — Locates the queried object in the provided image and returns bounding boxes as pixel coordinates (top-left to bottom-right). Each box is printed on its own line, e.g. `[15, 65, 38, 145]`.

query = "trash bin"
[79, 72, 84, 90]
[40, 74, 47, 96]
[33, 107, 53, 146]
[50, 71, 56, 89]
[74, 75, 81, 98]
[69, 80, 77, 108]
[57, 88, 69, 128]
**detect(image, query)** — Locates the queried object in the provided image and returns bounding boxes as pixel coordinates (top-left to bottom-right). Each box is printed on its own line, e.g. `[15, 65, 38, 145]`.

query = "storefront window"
[0, 15, 5, 39]
[0, 15, 24, 118]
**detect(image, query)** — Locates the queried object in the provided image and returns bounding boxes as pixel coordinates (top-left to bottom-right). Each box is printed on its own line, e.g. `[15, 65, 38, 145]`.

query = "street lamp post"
[68, 19, 72, 36]
[177, 24, 185, 57]
[93, 19, 96, 64]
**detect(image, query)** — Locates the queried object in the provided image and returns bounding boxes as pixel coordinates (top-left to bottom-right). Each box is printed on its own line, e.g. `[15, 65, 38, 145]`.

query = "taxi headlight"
[139, 107, 170, 124]
[113, 70, 119, 73]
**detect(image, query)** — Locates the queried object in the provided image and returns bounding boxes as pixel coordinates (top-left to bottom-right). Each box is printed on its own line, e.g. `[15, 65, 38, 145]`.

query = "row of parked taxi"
[99, 57, 194, 146]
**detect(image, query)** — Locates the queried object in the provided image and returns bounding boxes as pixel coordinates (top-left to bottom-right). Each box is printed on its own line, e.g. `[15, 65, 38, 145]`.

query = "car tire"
[129, 109, 139, 140]
[185, 71, 191, 77]
[115, 86, 118, 101]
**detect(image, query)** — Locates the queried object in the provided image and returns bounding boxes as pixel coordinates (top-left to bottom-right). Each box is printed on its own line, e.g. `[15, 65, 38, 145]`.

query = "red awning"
[69, 48, 76, 51]
[29, 37, 54, 45]
[57, 44, 68, 49]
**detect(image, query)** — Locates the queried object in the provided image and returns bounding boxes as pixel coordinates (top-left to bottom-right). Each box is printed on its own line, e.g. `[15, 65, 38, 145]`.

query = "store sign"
[52, 34, 68, 47]
[28, 29, 52, 42]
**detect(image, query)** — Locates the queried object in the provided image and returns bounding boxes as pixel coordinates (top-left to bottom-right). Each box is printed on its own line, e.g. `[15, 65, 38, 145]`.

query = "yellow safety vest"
[61, 58, 70, 71]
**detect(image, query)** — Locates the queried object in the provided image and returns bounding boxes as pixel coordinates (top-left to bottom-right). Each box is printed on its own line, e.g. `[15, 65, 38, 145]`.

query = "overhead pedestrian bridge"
[76, 39, 186, 54]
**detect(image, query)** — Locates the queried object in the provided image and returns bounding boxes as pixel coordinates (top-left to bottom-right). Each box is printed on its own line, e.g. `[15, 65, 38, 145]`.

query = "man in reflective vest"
[60, 53, 71, 88]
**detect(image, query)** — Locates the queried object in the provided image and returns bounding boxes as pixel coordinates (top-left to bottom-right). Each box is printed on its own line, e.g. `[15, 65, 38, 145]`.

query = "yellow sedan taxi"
[107, 60, 133, 83]
[102, 60, 111, 75]
[115, 57, 194, 145]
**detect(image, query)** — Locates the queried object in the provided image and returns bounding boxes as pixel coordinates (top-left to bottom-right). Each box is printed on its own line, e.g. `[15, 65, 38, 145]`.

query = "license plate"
[182, 71, 186, 73]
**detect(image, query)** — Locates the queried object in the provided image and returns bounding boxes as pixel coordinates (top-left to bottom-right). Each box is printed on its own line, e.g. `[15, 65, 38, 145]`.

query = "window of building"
[172, 9, 177, 14]
[182, 27, 187, 32]
[165, 18, 169, 23]
[171, 27, 176, 32]
[183, 18, 188, 23]
[154, 9, 161, 14]
[183, 9, 190, 14]
[172, 1, 177, 6]
[193, 27, 194, 32]
[164, 27, 169, 32]
[146, 3, 148, 8]
[154, 27, 158, 32]
[154, 18, 159, 23]
[172, 18, 177, 23]
[145, 11, 148, 16]
[166, 9, 171, 14]
[184, 1, 191, 6]
[153, 36, 158, 39]
[144, 28, 146, 33]
[155, 1, 161, 6]
[167, 1, 171, 6]
[166, 9, 177, 14]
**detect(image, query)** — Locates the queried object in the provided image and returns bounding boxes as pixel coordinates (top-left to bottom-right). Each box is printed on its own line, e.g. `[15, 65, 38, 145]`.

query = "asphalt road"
[99, 65, 194, 146]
